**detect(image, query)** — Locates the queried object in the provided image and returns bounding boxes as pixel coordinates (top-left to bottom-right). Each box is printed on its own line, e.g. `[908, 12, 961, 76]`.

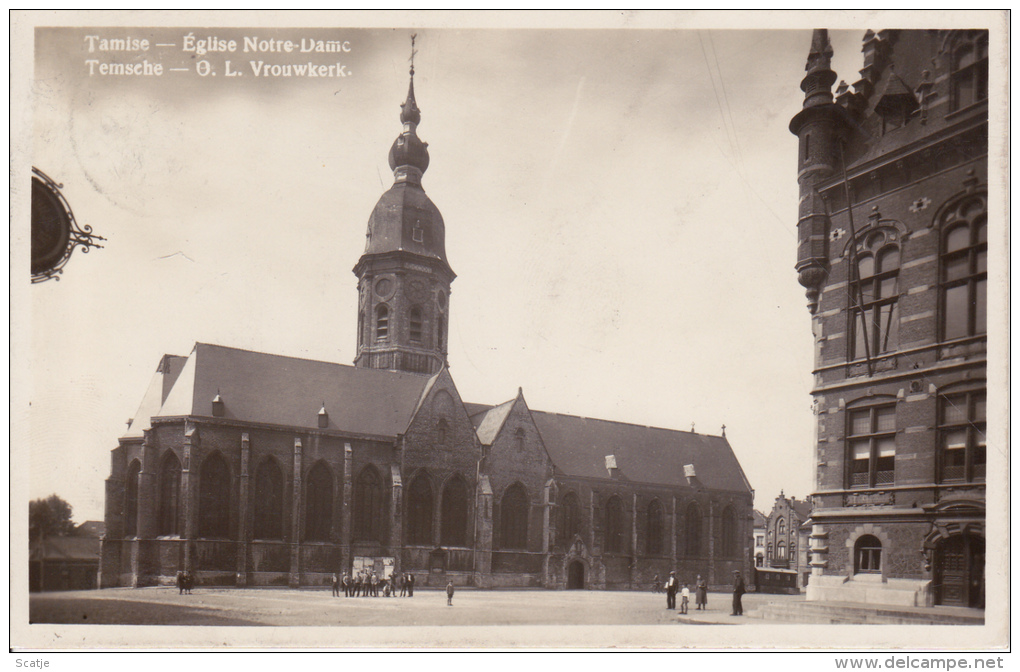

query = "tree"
[29, 494, 76, 539]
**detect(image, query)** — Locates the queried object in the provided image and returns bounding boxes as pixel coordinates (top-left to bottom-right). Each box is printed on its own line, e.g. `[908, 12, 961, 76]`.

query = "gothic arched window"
[778, 518, 787, 537]
[940, 193, 987, 341]
[305, 461, 333, 542]
[253, 458, 284, 540]
[605, 495, 626, 554]
[559, 491, 582, 544]
[646, 499, 664, 556]
[499, 483, 529, 550]
[199, 453, 231, 539]
[684, 502, 703, 557]
[157, 452, 182, 536]
[441, 475, 469, 547]
[124, 459, 141, 538]
[406, 473, 434, 546]
[354, 465, 384, 542]
[851, 231, 900, 360]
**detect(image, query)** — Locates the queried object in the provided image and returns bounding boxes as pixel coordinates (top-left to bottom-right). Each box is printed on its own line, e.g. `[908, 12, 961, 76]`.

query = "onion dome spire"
[388, 36, 429, 181]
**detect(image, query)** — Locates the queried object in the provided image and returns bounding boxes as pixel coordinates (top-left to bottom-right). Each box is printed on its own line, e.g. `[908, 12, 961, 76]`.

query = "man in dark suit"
[665, 571, 679, 610]
[731, 571, 746, 616]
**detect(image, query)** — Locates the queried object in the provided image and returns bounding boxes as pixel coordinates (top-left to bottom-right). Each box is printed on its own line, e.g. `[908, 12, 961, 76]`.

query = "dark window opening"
[941, 195, 987, 340]
[646, 499, 664, 556]
[305, 462, 333, 542]
[851, 241, 900, 360]
[253, 459, 284, 540]
[409, 306, 423, 342]
[199, 453, 231, 539]
[939, 389, 986, 483]
[559, 492, 582, 544]
[855, 534, 882, 573]
[124, 460, 141, 538]
[441, 476, 469, 547]
[605, 495, 626, 554]
[406, 474, 434, 546]
[499, 483, 528, 550]
[157, 453, 181, 536]
[354, 466, 384, 542]
[376, 304, 389, 341]
[847, 404, 896, 488]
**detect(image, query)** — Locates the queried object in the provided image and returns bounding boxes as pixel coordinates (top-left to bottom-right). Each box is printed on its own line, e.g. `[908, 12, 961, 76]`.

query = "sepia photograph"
[10, 9, 1009, 656]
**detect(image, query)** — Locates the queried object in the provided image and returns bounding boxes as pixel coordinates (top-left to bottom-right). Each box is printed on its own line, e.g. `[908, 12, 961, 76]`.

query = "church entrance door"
[567, 561, 585, 590]
[935, 533, 984, 608]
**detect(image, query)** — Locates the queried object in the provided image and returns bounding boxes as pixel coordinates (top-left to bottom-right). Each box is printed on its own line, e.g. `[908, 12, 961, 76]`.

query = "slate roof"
[531, 411, 751, 493]
[753, 509, 768, 528]
[789, 497, 812, 521]
[127, 343, 433, 440]
[472, 399, 515, 446]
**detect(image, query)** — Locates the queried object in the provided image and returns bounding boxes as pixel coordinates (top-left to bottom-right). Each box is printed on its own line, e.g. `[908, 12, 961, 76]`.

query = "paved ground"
[30, 586, 797, 627]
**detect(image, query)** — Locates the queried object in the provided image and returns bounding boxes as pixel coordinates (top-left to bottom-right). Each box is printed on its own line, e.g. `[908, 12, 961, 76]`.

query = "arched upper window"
[436, 418, 449, 446]
[950, 31, 989, 111]
[605, 495, 626, 554]
[778, 541, 787, 559]
[199, 453, 231, 539]
[847, 402, 897, 488]
[778, 518, 787, 537]
[305, 461, 333, 542]
[375, 304, 389, 341]
[850, 231, 900, 360]
[253, 458, 284, 540]
[514, 428, 526, 451]
[441, 475, 469, 547]
[684, 502, 703, 557]
[124, 459, 141, 538]
[499, 483, 529, 550]
[721, 505, 738, 558]
[646, 499, 664, 556]
[855, 534, 882, 573]
[405, 472, 434, 546]
[409, 306, 423, 342]
[559, 491, 582, 544]
[938, 386, 986, 483]
[354, 465, 384, 542]
[157, 452, 182, 536]
[940, 193, 987, 341]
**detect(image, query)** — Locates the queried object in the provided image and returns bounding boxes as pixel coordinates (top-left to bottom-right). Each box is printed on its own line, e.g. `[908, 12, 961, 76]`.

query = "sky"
[16, 12, 932, 524]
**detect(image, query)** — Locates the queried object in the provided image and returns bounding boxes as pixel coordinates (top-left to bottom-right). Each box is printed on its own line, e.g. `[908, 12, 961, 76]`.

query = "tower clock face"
[406, 279, 426, 302]
[374, 277, 394, 298]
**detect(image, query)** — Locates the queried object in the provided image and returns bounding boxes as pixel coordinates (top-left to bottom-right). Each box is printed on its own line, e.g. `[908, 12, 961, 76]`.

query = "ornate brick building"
[99, 68, 753, 591]
[791, 29, 988, 608]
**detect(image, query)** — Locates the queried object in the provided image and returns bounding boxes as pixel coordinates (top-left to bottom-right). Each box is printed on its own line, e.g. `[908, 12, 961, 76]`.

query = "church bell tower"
[353, 55, 455, 375]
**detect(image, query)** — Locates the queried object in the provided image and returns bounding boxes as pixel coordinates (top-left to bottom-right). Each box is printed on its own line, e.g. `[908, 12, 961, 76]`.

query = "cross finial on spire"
[409, 33, 418, 77]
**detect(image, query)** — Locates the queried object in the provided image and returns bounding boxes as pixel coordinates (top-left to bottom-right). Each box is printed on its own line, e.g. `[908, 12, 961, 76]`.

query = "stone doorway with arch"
[567, 560, 585, 590]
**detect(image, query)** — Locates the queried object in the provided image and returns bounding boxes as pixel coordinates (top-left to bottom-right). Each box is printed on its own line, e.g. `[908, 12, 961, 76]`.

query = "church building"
[99, 65, 753, 591]
[791, 29, 988, 608]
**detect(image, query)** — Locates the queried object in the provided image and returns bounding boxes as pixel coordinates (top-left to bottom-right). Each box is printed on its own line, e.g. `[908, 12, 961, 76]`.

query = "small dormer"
[318, 403, 329, 429]
[211, 391, 224, 418]
[605, 454, 620, 479]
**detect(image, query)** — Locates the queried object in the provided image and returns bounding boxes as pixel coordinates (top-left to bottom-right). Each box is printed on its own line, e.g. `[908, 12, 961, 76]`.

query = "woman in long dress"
[695, 575, 707, 610]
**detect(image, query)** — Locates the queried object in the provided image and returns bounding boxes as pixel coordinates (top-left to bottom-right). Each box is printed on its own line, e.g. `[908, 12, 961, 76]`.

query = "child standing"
[680, 583, 691, 614]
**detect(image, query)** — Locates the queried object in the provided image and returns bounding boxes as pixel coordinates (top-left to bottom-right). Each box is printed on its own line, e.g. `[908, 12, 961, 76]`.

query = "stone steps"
[750, 600, 984, 625]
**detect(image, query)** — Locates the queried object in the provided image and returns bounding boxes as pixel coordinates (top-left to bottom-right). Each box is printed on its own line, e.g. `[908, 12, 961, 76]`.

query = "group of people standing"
[175, 571, 195, 595]
[663, 572, 707, 614]
[330, 571, 416, 598]
[663, 571, 744, 615]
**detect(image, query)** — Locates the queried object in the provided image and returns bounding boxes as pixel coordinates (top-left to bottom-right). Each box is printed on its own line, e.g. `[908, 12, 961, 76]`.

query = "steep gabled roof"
[530, 411, 751, 493]
[128, 343, 432, 439]
[753, 509, 768, 527]
[789, 497, 813, 521]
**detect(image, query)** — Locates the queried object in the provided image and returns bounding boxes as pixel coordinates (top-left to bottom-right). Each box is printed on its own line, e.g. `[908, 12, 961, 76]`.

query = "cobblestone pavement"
[30, 587, 798, 627]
